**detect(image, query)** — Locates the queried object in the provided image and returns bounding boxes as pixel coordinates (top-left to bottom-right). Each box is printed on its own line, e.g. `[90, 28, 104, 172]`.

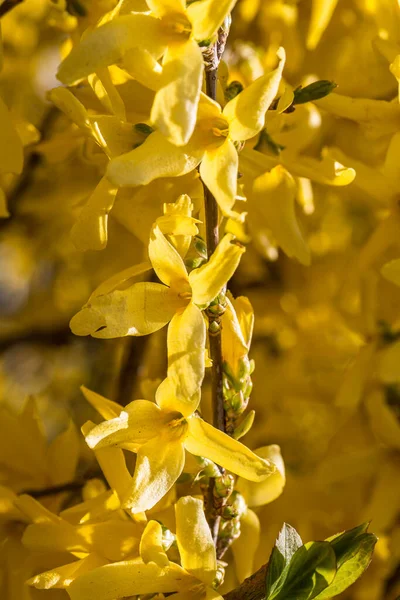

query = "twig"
[0, 0, 24, 17]
[223, 562, 267, 600]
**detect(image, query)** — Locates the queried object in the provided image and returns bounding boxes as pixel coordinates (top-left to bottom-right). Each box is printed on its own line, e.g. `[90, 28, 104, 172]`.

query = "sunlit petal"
[189, 0, 238, 41]
[236, 445, 285, 507]
[149, 225, 189, 288]
[140, 520, 169, 567]
[199, 140, 239, 218]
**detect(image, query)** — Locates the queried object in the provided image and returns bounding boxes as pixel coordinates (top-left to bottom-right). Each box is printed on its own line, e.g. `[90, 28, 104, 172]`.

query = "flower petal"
[151, 39, 204, 146]
[70, 282, 182, 338]
[188, 0, 238, 41]
[68, 561, 195, 600]
[81, 386, 122, 420]
[89, 262, 152, 300]
[381, 258, 400, 286]
[123, 432, 186, 512]
[71, 177, 118, 251]
[27, 555, 109, 590]
[307, 0, 339, 50]
[157, 303, 206, 416]
[57, 14, 165, 85]
[140, 520, 170, 567]
[249, 165, 310, 266]
[199, 140, 239, 218]
[146, 0, 186, 16]
[185, 416, 276, 481]
[175, 496, 216, 585]
[107, 131, 202, 187]
[149, 225, 189, 288]
[235, 445, 285, 507]
[189, 234, 245, 306]
[223, 48, 285, 142]
[85, 400, 167, 451]
[231, 508, 260, 582]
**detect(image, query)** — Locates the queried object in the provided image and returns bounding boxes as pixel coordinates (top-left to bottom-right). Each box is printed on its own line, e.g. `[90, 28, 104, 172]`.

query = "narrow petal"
[189, 0, 238, 41]
[48, 421, 80, 485]
[381, 259, 400, 286]
[231, 509, 260, 582]
[123, 433, 186, 512]
[0, 95, 23, 174]
[189, 234, 245, 306]
[68, 561, 195, 600]
[307, 0, 339, 50]
[175, 496, 216, 585]
[149, 225, 189, 288]
[151, 39, 204, 146]
[249, 165, 311, 266]
[89, 69, 126, 121]
[140, 520, 169, 567]
[71, 177, 118, 251]
[89, 262, 152, 300]
[185, 416, 276, 481]
[146, 0, 186, 16]
[221, 297, 248, 377]
[199, 140, 239, 218]
[235, 445, 285, 507]
[80, 386, 122, 420]
[107, 131, 202, 187]
[123, 47, 163, 91]
[160, 303, 206, 415]
[27, 555, 109, 590]
[224, 48, 285, 141]
[70, 282, 182, 338]
[57, 14, 165, 85]
[85, 400, 166, 450]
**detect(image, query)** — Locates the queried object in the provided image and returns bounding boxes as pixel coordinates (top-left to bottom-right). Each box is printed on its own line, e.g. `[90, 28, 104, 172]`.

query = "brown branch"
[223, 563, 267, 600]
[0, 0, 24, 17]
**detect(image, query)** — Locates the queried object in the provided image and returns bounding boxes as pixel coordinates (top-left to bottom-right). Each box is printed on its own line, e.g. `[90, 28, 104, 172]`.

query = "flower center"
[161, 12, 192, 41]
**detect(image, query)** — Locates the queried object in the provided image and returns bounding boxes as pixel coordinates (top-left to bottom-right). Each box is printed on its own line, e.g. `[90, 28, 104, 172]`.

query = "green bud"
[185, 257, 206, 270]
[213, 562, 226, 589]
[209, 320, 221, 335]
[225, 81, 243, 102]
[238, 356, 251, 380]
[214, 474, 234, 498]
[293, 80, 337, 105]
[134, 122, 154, 136]
[221, 504, 239, 519]
[230, 491, 247, 518]
[249, 359, 255, 375]
[233, 410, 255, 440]
[193, 236, 208, 259]
[199, 38, 212, 47]
[230, 390, 244, 413]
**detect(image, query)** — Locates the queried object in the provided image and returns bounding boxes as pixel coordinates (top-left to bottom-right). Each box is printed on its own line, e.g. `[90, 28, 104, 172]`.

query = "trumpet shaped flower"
[82, 385, 276, 513]
[57, 0, 239, 145]
[70, 226, 244, 410]
[107, 48, 286, 219]
[68, 496, 236, 600]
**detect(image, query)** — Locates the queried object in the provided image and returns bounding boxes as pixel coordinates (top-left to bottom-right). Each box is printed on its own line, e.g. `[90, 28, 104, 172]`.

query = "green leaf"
[293, 80, 337, 105]
[315, 534, 377, 599]
[265, 523, 303, 595]
[326, 522, 370, 568]
[267, 541, 337, 600]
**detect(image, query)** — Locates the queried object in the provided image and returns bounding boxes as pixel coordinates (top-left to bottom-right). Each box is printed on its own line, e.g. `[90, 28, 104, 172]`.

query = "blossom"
[81, 384, 276, 513]
[57, 0, 239, 145]
[68, 496, 232, 600]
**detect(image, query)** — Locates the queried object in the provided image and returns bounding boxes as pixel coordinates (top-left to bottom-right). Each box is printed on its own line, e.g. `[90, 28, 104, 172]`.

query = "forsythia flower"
[81, 384, 276, 512]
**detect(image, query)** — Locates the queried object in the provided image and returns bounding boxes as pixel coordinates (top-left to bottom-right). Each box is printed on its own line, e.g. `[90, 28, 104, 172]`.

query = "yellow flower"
[81, 384, 276, 513]
[71, 226, 244, 409]
[107, 48, 286, 219]
[68, 496, 230, 600]
[57, 0, 238, 145]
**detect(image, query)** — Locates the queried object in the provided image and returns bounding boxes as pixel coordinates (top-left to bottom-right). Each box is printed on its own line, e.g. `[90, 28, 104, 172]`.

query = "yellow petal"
[232, 295, 254, 348]
[221, 297, 249, 376]
[185, 417, 276, 481]
[231, 508, 260, 582]
[27, 555, 109, 589]
[81, 386, 122, 420]
[146, 0, 186, 16]
[123, 432, 186, 512]
[235, 445, 285, 507]
[250, 165, 310, 265]
[140, 520, 169, 567]
[149, 225, 189, 288]
[151, 39, 204, 146]
[0, 95, 23, 174]
[70, 282, 182, 338]
[189, 234, 245, 306]
[48, 420, 80, 485]
[107, 131, 202, 186]
[199, 140, 239, 218]
[68, 561, 195, 600]
[378, 340, 400, 384]
[71, 177, 118, 251]
[123, 47, 163, 91]
[158, 303, 206, 416]
[224, 48, 285, 142]
[48, 87, 90, 130]
[82, 422, 132, 500]
[188, 0, 238, 41]
[89, 69, 126, 121]
[381, 258, 400, 286]
[61, 489, 120, 525]
[175, 496, 216, 585]
[281, 150, 356, 187]
[307, 0, 339, 50]
[89, 262, 152, 300]
[85, 400, 166, 451]
[57, 14, 165, 85]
